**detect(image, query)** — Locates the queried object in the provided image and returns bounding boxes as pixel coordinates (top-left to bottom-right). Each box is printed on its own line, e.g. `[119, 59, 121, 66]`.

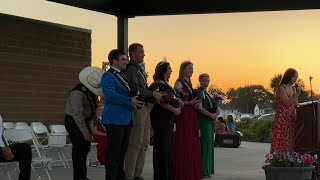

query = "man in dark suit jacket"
[124, 43, 162, 180]
[101, 49, 143, 180]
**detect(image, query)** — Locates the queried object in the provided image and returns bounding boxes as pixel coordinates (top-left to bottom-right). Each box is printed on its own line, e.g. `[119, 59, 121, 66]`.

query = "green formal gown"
[198, 97, 215, 176]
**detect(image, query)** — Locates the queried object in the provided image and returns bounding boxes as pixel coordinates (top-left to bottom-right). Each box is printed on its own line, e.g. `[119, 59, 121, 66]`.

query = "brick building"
[0, 13, 91, 125]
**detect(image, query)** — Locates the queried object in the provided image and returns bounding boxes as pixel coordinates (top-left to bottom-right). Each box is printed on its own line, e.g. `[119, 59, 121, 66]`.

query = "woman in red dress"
[271, 68, 302, 153]
[173, 61, 202, 180]
[91, 104, 108, 165]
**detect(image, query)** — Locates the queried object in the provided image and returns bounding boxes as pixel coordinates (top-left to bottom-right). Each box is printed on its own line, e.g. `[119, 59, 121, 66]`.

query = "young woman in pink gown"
[173, 61, 202, 180]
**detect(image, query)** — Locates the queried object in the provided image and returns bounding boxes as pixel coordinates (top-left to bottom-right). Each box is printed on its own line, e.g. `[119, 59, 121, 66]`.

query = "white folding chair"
[0, 160, 19, 180]
[32, 125, 67, 168]
[88, 142, 101, 166]
[49, 125, 68, 136]
[4, 129, 53, 180]
[15, 122, 28, 126]
[49, 125, 73, 167]
[3, 122, 16, 129]
[31, 122, 44, 128]
[14, 124, 32, 132]
[0, 115, 19, 180]
[49, 124, 101, 166]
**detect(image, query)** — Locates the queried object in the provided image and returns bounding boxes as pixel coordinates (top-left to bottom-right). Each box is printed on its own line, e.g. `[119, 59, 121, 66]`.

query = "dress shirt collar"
[111, 66, 121, 72]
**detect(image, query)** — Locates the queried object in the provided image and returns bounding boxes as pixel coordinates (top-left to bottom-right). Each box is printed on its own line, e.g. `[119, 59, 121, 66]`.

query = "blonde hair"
[177, 61, 193, 87]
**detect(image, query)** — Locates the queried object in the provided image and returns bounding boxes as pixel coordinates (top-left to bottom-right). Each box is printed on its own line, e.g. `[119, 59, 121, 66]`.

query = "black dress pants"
[105, 124, 131, 180]
[0, 143, 32, 180]
[65, 115, 91, 180]
[153, 124, 174, 180]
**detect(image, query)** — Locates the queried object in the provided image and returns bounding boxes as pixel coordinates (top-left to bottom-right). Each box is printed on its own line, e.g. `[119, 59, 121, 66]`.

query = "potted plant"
[263, 151, 317, 180]
[263, 127, 318, 180]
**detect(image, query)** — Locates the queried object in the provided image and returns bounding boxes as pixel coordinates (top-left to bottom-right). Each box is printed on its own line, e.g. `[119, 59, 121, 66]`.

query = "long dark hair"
[177, 61, 193, 87]
[153, 61, 170, 81]
[279, 68, 298, 85]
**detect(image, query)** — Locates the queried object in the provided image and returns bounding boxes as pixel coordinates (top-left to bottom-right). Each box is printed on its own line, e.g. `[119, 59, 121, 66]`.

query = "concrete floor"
[1, 141, 270, 180]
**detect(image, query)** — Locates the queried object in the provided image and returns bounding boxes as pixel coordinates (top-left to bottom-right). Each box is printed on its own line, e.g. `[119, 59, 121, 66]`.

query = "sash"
[108, 68, 132, 93]
[204, 90, 214, 109]
[180, 80, 193, 98]
[138, 70, 147, 87]
[97, 118, 106, 133]
[162, 79, 177, 95]
[127, 62, 147, 88]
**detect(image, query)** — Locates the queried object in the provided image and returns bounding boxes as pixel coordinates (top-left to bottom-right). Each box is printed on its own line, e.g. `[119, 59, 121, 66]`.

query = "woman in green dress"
[197, 73, 220, 178]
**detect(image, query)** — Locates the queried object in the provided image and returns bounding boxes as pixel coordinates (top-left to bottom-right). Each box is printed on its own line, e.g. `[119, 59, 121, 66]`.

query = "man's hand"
[132, 96, 144, 109]
[153, 91, 162, 103]
[2, 147, 14, 160]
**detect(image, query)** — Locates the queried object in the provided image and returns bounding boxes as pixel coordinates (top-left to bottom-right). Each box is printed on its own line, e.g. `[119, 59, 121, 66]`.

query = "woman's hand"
[173, 108, 181, 116]
[210, 113, 217, 121]
[189, 97, 202, 105]
[294, 85, 302, 95]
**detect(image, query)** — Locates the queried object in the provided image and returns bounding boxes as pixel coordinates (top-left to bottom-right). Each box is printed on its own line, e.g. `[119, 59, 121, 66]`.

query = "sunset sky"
[1, 0, 320, 93]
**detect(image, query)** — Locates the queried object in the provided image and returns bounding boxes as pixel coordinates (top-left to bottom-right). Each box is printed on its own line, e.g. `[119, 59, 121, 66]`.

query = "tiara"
[181, 60, 192, 65]
[157, 61, 167, 67]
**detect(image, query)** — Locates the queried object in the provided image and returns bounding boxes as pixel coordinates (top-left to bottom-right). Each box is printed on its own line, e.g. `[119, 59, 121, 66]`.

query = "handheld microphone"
[295, 84, 305, 94]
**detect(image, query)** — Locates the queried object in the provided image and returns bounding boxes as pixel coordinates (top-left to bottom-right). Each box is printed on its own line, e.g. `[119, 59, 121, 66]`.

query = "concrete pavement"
[1, 141, 270, 180]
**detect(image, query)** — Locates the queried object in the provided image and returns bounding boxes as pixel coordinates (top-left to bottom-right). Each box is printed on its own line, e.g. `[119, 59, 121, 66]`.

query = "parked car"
[258, 113, 275, 120]
[240, 114, 253, 119]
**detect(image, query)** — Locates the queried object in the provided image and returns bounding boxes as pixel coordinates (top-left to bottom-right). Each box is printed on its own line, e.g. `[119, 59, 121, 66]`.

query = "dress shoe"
[134, 177, 144, 180]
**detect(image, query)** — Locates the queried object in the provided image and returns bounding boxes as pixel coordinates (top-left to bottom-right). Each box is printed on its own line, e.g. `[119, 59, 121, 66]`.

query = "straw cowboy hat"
[79, 66, 105, 96]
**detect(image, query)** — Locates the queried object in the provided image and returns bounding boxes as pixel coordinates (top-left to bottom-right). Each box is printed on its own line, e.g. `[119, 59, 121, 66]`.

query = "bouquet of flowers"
[265, 152, 317, 167]
[162, 91, 182, 108]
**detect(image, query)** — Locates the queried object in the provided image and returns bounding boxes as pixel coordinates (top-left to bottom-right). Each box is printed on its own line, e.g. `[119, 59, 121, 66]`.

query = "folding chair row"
[32, 124, 69, 168]
[3, 122, 100, 168]
[3, 129, 53, 180]
[3, 122, 71, 168]
[2, 122, 45, 130]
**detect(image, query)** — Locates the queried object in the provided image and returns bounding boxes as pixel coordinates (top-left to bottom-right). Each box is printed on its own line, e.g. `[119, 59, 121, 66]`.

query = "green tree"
[207, 85, 225, 97]
[270, 73, 282, 93]
[226, 88, 237, 101]
[226, 85, 272, 113]
[269, 73, 310, 104]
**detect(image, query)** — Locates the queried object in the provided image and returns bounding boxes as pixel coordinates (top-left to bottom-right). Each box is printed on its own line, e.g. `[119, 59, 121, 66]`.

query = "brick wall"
[0, 13, 91, 126]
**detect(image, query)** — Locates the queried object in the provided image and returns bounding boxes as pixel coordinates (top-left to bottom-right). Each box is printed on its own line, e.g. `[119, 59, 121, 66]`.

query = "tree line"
[206, 73, 320, 113]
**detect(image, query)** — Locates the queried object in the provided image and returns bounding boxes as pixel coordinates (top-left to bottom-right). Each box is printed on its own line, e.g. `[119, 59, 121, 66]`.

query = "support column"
[117, 16, 128, 54]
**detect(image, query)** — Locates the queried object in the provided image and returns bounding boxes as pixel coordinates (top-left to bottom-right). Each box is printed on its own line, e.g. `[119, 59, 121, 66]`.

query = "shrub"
[236, 118, 274, 143]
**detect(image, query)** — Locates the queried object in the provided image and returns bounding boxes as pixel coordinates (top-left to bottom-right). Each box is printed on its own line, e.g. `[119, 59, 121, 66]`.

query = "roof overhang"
[47, 0, 320, 17]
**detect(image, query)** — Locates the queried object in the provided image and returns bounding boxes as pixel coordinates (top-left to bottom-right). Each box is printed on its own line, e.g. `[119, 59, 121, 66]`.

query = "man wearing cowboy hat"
[64, 66, 104, 180]
[101, 49, 143, 180]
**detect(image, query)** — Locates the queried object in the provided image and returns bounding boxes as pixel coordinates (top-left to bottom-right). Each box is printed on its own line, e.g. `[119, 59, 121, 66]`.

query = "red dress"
[92, 119, 108, 165]
[270, 86, 296, 153]
[172, 81, 202, 180]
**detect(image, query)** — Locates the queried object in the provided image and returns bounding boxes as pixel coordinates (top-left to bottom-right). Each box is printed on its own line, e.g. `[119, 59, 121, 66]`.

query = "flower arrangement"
[161, 91, 181, 108]
[265, 126, 317, 168]
[265, 151, 317, 167]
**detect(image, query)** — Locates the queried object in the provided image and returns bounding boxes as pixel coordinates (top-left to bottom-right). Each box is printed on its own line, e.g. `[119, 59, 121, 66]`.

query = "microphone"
[295, 84, 305, 94]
